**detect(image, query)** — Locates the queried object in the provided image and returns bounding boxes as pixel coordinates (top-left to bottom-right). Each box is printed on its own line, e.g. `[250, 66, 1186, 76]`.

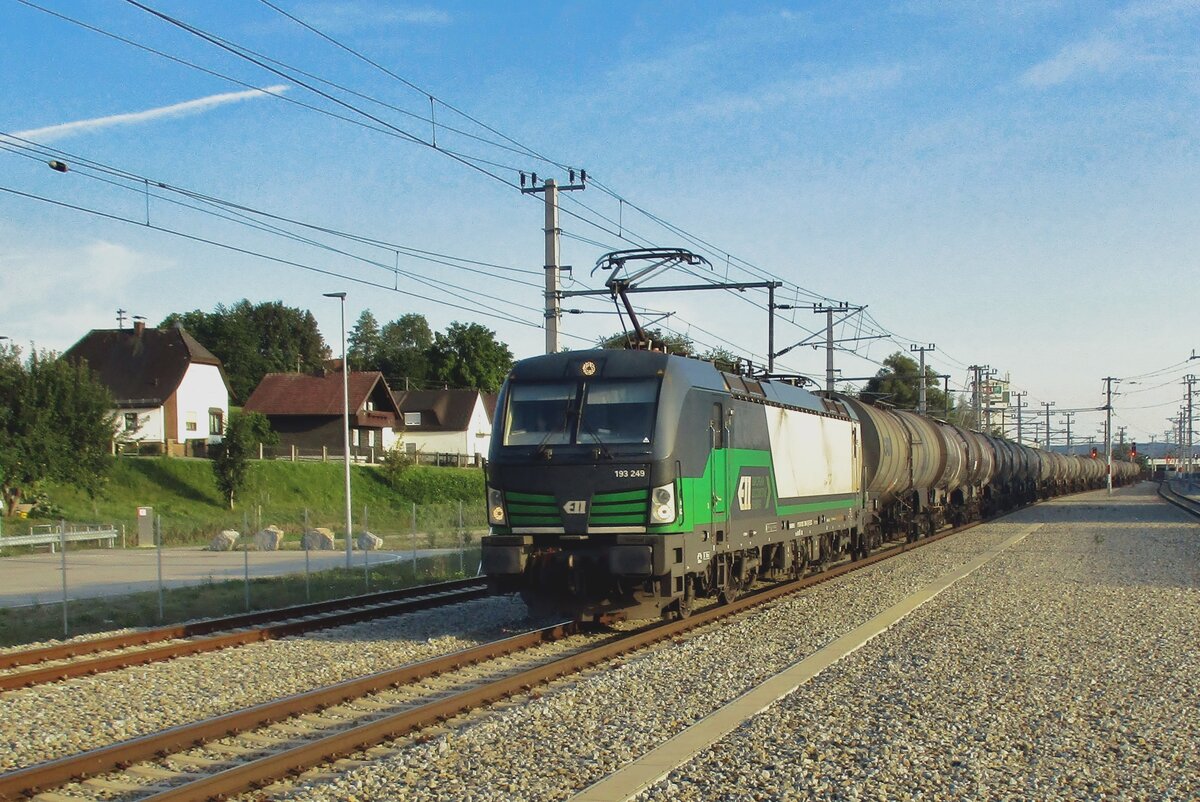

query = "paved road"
[0, 546, 463, 608]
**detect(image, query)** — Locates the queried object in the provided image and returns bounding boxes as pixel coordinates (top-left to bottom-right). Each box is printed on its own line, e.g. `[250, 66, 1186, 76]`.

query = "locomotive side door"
[710, 402, 728, 541]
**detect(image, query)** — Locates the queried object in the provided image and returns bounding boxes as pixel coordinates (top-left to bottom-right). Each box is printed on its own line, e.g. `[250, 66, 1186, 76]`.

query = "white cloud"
[0, 241, 167, 351]
[1020, 35, 1123, 88]
[9, 86, 289, 144]
[690, 65, 907, 119]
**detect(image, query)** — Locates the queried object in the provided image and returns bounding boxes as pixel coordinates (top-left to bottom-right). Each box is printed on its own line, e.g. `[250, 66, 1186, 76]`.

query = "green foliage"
[385, 465, 483, 503]
[0, 345, 115, 516]
[860, 352, 954, 416]
[211, 411, 278, 509]
[379, 445, 415, 485]
[427, 322, 514, 392]
[598, 327, 694, 356]
[379, 313, 433, 385]
[162, 300, 329, 400]
[40, 458, 484, 545]
[699, 346, 741, 372]
[347, 310, 382, 371]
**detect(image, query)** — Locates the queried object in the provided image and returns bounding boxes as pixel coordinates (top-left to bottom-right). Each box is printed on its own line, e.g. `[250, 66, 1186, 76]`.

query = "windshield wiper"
[535, 404, 575, 459]
[577, 418, 614, 460]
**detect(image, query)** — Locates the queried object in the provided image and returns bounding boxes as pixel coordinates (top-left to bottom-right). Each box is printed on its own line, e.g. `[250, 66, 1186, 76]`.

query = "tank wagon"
[481, 349, 1139, 619]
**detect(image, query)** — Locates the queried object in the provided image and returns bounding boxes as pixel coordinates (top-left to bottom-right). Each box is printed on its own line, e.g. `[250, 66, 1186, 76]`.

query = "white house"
[393, 389, 496, 460]
[64, 321, 231, 456]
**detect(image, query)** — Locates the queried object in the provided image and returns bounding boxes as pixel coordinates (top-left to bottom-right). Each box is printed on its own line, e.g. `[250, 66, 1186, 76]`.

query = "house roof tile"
[244, 370, 398, 416]
[394, 389, 486, 433]
[63, 325, 229, 407]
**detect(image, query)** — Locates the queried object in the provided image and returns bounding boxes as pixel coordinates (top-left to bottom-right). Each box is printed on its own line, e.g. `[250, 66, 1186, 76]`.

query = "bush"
[389, 466, 483, 504]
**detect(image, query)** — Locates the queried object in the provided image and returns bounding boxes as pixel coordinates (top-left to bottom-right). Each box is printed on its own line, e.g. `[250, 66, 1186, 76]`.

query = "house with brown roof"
[392, 388, 496, 461]
[64, 321, 232, 456]
[243, 366, 401, 457]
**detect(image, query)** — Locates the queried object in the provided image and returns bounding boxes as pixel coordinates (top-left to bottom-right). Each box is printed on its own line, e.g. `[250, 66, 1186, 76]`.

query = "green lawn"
[21, 458, 485, 546]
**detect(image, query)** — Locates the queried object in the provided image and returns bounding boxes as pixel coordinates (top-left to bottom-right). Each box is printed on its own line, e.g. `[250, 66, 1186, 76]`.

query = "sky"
[1, 0, 1198, 448]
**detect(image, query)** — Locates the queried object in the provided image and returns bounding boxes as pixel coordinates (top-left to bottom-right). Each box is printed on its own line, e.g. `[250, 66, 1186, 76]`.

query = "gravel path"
[0, 595, 538, 771]
[635, 483, 1200, 801]
[269, 514, 1065, 801]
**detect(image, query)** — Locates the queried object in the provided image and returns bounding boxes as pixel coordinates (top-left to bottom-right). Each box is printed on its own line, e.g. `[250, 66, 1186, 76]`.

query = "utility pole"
[116, 308, 128, 330]
[1041, 401, 1055, 449]
[1061, 412, 1075, 454]
[1102, 376, 1118, 494]
[814, 304, 852, 392]
[968, 365, 990, 431]
[909, 343, 936, 414]
[982, 368, 998, 433]
[1180, 374, 1190, 475]
[522, 173, 585, 354]
[1012, 390, 1027, 445]
[943, 376, 952, 420]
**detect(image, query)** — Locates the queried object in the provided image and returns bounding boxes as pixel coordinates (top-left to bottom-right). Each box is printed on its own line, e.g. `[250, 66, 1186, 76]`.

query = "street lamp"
[323, 291, 353, 569]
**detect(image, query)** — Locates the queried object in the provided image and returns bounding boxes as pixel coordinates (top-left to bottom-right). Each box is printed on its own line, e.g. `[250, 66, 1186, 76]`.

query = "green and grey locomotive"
[480, 348, 1137, 620]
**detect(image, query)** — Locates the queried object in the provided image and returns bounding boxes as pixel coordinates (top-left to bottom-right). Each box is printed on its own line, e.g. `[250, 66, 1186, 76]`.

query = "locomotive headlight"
[487, 487, 506, 526]
[650, 482, 676, 524]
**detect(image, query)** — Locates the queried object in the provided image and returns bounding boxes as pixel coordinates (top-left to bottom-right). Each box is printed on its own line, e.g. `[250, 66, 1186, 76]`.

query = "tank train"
[480, 349, 1141, 620]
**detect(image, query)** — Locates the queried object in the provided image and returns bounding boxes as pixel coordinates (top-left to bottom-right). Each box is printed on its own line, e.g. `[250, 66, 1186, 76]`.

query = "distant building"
[64, 321, 231, 456]
[393, 388, 496, 461]
[244, 366, 401, 457]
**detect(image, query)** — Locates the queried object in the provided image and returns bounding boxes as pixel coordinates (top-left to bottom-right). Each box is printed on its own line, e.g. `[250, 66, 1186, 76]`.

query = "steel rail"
[1157, 480, 1200, 519]
[1, 493, 1066, 802]
[0, 579, 489, 691]
[135, 517, 989, 802]
[0, 621, 579, 801]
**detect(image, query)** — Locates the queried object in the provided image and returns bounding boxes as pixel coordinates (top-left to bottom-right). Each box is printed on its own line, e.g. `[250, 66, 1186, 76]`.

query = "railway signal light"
[1091, 447, 1098, 458]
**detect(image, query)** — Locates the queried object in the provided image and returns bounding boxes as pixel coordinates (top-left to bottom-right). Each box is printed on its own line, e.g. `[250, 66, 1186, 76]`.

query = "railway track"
[0, 578, 489, 692]
[1158, 479, 1200, 519]
[0, 509, 1002, 802]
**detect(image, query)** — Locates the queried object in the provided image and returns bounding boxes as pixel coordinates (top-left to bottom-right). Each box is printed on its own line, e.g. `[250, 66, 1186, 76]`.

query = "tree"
[347, 310, 382, 370]
[598, 328, 694, 357]
[211, 411, 277, 510]
[427, 322, 514, 392]
[698, 346, 741, 372]
[860, 352, 953, 416]
[0, 346, 115, 516]
[162, 300, 329, 400]
[379, 313, 433, 386]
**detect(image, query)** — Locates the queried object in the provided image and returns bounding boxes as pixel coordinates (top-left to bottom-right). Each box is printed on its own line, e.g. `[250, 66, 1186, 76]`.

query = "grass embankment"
[32, 458, 485, 545]
[0, 550, 482, 647]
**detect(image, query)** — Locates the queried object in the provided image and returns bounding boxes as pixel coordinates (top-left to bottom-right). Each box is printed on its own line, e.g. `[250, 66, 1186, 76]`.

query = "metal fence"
[0, 506, 485, 639]
[256, 444, 482, 467]
[0, 522, 121, 553]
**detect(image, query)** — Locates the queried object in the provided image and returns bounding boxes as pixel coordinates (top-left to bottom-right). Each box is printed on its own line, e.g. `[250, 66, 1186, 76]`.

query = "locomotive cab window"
[504, 383, 577, 446]
[579, 379, 659, 444]
[503, 378, 661, 447]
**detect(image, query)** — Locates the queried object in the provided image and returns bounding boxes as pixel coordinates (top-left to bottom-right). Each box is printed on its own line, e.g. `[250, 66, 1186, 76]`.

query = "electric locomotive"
[480, 348, 865, 619]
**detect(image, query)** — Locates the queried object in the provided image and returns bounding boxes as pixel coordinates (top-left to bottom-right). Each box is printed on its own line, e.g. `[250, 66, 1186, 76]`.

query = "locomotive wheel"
[719, 581, 741, 605]
[674, 577, 695, 620]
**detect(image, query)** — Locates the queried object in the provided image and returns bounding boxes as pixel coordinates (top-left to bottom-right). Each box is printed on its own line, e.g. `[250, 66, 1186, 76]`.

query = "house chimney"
[133, 320, 146, 336]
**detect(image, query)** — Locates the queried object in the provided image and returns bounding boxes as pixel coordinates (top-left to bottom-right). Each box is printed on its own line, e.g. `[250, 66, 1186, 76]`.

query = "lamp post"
[324, 292, 353, 569]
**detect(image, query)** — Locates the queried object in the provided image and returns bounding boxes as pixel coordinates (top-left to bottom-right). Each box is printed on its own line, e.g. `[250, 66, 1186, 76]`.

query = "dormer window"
[404, 412, 421, 427]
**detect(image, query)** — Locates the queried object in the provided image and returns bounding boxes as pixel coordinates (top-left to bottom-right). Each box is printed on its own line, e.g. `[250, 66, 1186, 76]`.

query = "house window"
[367, 429, 377, 447]
[209, 409, 223, 435]
[185, 412, 197, 432]
[365, 401, 375, 411]
[404, 412, 421, 427]
[124, 412, 138, 431]
[405, 442, 417, 454]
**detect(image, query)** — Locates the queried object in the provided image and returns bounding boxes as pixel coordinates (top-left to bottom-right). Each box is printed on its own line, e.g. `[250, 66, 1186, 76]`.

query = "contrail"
[11, 85, 289, 142]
